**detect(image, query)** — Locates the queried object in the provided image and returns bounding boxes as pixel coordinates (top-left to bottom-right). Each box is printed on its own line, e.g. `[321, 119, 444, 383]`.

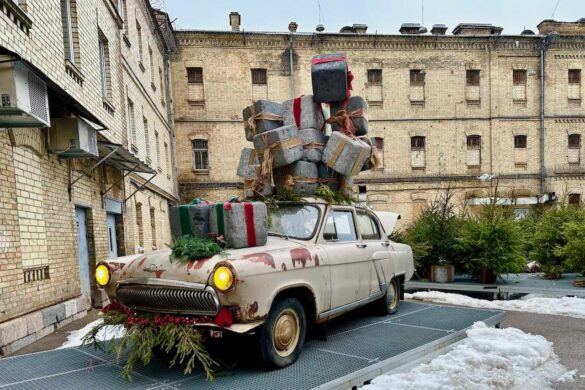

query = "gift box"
[253, 125, 303, 170]
[274, 161, 319, 195]
[341, 176, 354, 198]
[330, 96, 369, 137]
[322, 131, 371, 177]
[210, 201, 268, 249]
[311, 53, 352, 103]
[169, 200, 213, 240]
[244, 172, 274, 199]
[317, 163, 341, 192]
[236, 148, 260, 179]
[359, 137, 382, 172]
[243, 100, 284, 141]
[300, 128, 326, 163]
[283, 95, 324, 130]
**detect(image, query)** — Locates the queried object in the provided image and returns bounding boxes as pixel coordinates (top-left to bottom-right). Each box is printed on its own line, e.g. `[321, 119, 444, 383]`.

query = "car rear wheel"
[379, 278, 401, 315]
[259, 297, 306, 368]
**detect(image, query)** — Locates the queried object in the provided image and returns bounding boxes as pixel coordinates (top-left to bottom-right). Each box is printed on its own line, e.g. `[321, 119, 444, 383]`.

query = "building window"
[150, 207, 157, 249]
[568, 193, 581, 206]
[410, 136, 426, 168]
[466, 70, 480, 86]
[192, 139, 208, 171]
[569, 134, 581, 149]
[467, 135, 481, 149]
[367, 69, 382, 85]
[143, 117, 150, 161]
[164, 142, 170, 177]
[136, 20, 143, 62]
[154, 130, 161, 170]
[514, 135, 527, 148]
[187, 67, 203, 84]
[569, 69, 581, 84]
[374, 137, 384, 169]
[127, 98, 136, 147]
[98, 31, 111, 100]
[251, 69, 267, 85]
[159, 66, 165, 100]
[410, 69, 425, 86]
[513, 69, 527, 85]
[467, 135, 481, 166]
[136, 202, 144, 249]
[61, 0, 79, 65]
[118, 0, 128, 31]
[148, 46, 154, 86]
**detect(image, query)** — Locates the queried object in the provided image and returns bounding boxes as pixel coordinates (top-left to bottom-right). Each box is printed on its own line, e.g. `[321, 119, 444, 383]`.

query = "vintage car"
[95, 199, 414, 368]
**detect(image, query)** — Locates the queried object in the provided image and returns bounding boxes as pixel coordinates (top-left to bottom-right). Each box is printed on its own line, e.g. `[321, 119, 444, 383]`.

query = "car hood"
[106, 236, 312, 286]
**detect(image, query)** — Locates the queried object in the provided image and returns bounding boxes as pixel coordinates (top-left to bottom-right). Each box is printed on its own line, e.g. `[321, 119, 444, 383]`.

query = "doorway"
[75, 207, 91, 297]
[106, 213, 118, 258]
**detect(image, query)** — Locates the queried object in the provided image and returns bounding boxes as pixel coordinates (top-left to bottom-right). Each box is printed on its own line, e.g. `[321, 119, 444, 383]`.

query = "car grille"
[116, 285, 219, 316]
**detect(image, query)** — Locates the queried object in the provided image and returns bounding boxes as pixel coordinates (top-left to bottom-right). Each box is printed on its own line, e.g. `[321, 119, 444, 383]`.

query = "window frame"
[568, 69, 581, 85]
[367, 69, 382, 85]
[187, 67, 203, 84]
[356, 211, 382, 241]
[411, 136, 426, 150]
[410, 69, 425, 86]
[514, 135, 527, 149]
[467, 135, 481, 149]
[127, 97, 136, 146]
[513, 69, 527, 85]
[62, 0, 76, 63]
[466, 69, 480, 86]
[191, 139, 209, 171]
[568, 134, 581, 149]
[251, 68, 267, 85]
[323, 209, 358, 242]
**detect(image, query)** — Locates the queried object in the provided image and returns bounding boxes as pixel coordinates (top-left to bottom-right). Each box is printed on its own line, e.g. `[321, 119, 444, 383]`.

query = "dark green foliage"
[556, 219, 585, 275]
[314, 184, 354, 205]
[459, 203, 526, 278]
[171, 236, 223, 264]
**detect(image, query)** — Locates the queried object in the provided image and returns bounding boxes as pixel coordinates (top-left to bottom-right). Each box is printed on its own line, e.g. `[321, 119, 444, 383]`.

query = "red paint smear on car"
[290, 248, 312, 268]
[154, 270, 165, 278]
[313, 254, 320, 267]
[239, 253, 275, 269]
[136, 257, 147, 269]
[281, 263, 287, 271]
[187, 258, 211, 272]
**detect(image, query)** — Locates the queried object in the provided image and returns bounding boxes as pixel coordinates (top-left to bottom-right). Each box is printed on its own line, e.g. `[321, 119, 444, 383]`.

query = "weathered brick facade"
[171, 17, 585, 227]
[0, 0, 177, 354]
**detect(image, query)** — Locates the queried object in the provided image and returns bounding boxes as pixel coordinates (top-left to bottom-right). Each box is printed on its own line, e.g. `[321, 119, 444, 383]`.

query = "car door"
[356, 211, 391, 296]
[322, 208, 372, 310]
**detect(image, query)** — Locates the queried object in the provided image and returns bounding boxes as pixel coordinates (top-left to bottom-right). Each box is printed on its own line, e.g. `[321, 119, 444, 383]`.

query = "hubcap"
[388, 281, 398, 310]
[273, 308, 300, 357]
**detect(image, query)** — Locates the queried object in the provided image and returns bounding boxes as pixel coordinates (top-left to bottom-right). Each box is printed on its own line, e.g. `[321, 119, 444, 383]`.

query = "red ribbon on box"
[293, 95, 303, 128]
[223, 201, 257, 247]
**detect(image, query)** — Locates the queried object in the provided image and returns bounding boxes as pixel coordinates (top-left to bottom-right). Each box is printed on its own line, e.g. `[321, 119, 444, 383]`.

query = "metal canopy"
[97, 142, 156, 174]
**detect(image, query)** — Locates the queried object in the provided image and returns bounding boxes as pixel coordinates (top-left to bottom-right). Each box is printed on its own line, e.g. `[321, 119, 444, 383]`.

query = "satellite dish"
[316, 24, 325, 32]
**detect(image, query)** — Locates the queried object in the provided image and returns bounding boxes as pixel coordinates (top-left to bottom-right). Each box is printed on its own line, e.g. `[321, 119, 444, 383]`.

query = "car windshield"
[268, 204, 320, 240]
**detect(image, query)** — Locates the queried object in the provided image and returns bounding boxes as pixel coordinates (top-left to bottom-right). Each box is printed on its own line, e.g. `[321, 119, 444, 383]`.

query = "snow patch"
[362, 322, 575, 390]
[58, 319, 125, 349]
[405, 291, 585, 319]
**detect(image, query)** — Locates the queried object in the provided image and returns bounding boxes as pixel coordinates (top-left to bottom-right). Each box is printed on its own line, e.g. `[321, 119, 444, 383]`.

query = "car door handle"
[382, 242, 390, 247]
[356, 243, 368, 249]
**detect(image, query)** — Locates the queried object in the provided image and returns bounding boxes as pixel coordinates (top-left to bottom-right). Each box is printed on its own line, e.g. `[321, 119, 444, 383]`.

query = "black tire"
[378, 278, 401, 315]
[259, 297, 306, 368]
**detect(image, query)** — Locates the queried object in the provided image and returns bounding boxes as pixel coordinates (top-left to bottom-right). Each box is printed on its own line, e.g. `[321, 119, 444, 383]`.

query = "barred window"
[466, 70, 480, 86]
[367, 69, 382, 84]
[568, 69, 581, 84]
[192, 139, 208, 171]
[251, 69, 267, 85]
[513, 69, 527, 85]
[187, 67, 203, 84]
[410, 69, 425, 86]
[411, 136, 425, 150]
[568, 134, 581, 149]
[467, 135, 481, 149]
[569, 193, 581, 206]
[514, 135, 527, 148]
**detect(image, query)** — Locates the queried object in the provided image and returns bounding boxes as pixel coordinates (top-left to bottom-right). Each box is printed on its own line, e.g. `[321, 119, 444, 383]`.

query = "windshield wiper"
[268, 232, 289, 240]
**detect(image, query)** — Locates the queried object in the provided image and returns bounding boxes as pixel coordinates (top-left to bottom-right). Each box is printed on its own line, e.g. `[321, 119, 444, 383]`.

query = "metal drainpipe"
[539, 39, 546, 197]
[164, 50, 179, 202]
[289, 33, 295, 98]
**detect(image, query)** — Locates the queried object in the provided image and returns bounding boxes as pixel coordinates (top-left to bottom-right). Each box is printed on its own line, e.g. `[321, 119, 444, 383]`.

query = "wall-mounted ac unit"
[49, 117, 98, 158]
[0, 57, 50, 127]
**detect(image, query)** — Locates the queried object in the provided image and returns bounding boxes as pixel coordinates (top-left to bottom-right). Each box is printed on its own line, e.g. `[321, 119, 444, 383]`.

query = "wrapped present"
[311, 53, 354, 103]
[169, 199, 213, 240]
[300, 128, 326, 163]
[210, 201, 268, 249]
[330, 96, 369, 137]
[283, 95, 324, 130]
[237, 148, 259, 179]
[243, 100, 284, 141]
[359, 137, 383, 172]
[322, 131, 371, 177]
[275, 161, 319, 195]
[244, 169, 274, 199]
[317, 163, 341, 191]
[341, 176, 354, 198]
[253, 125, 303, 184]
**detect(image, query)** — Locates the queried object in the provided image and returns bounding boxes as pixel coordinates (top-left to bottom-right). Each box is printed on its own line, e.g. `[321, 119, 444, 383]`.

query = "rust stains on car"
[281, 263, 287, 271]
[154, 270, 165, 278]
[313, 254, 320, 267]
[290, 247, 314, 268]
[245, 301, 259, 318]
[238, 253, 276, 269]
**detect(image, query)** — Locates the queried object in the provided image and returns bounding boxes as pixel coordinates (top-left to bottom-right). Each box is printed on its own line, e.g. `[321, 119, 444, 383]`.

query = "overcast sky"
[163, 0, 585, 35]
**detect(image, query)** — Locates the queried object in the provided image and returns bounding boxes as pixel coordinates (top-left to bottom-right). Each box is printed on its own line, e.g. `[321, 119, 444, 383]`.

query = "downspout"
[289, 33, 295, 98]
[539, 37, 548, 197]
[164, 50, 179, 203]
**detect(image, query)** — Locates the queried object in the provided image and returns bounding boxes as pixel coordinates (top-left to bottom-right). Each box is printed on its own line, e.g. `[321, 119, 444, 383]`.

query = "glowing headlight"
[213, 265, 234, 292]
[95, 264, 111, 287]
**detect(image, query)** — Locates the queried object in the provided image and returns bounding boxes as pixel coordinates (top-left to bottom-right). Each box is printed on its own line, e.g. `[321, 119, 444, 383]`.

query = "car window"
[268, 204, 320, 240]
[356, 212, 381, 240]
[323, 210, 357, 241]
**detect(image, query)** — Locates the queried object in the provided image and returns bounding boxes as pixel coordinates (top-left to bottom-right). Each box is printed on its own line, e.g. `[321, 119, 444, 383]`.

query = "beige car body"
[99, 200, 414, 334]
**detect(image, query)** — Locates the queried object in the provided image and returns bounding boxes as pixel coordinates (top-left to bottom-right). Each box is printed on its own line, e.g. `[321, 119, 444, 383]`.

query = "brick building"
[0, 0, 177, 354]
[171, 15, 585, 225]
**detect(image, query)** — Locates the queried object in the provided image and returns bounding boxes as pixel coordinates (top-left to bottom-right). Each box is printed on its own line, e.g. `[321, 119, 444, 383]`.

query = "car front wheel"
[259, 297, 306, 368]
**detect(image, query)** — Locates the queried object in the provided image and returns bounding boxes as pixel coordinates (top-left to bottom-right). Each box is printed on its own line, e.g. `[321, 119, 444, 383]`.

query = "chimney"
[229, 12, 240, 32]
[288, 21, 298, 32]
[352, 24, 368, 34]
[452, 23, 503, 35]
[431, 24, 448, 35]
[399, 23, 422, 34]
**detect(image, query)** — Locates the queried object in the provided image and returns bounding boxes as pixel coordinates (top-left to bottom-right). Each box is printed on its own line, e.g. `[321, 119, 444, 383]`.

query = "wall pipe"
[539, 33, 558, 197]
[289, 33, 295, 98]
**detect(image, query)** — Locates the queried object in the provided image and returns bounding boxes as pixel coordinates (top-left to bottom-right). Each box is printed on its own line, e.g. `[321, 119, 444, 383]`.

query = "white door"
[75, 207, 91, 297]
[323, 209, 371, 309]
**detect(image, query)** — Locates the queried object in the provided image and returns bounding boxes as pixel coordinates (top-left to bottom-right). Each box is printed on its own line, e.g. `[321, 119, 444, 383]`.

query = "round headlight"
[95, 264, 111, 287]
[213, 265, 234, 292]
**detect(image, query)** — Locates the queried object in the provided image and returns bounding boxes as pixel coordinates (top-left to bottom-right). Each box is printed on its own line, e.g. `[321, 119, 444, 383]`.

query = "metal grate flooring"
[0, 302, 503, 390]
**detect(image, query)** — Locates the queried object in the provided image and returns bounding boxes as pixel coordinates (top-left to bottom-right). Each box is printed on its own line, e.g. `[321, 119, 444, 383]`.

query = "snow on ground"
[405, 291, 585, 319]
[58, 319, 125, 349]
[362, 322, 575, 390]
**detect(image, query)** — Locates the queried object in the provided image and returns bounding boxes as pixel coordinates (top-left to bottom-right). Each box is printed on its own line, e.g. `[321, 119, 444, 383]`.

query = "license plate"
[210, 329, 223, 339]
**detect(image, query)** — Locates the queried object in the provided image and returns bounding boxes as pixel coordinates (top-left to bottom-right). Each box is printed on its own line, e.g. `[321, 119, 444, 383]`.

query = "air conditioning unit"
[0, 57, 50, 127]
[49, 117, 99, 158]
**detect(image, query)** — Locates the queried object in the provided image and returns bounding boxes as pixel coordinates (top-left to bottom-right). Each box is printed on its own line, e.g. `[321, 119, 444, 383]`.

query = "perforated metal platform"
[0, 302, 504, 390]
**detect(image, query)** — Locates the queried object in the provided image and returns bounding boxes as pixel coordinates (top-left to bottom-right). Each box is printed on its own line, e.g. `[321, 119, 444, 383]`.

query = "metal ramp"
[0, 302, 504, 390]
